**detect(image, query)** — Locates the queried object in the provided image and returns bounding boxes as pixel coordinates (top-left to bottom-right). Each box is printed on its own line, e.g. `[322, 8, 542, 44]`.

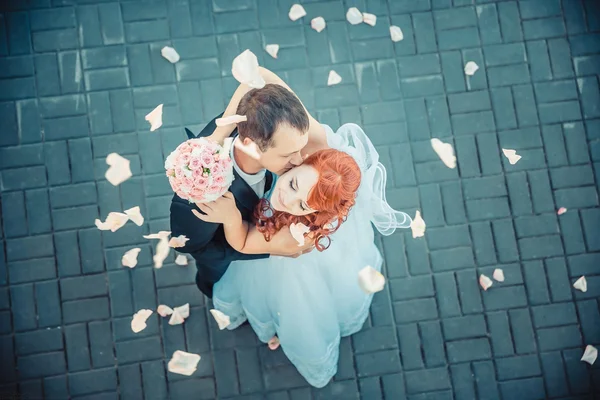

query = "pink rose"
[213, 175, 225, 186]
[194, 177, 208, 187]
[208, 184, 222, 195]
[201, 153, 215, 169]
[189, 157, 203, 170]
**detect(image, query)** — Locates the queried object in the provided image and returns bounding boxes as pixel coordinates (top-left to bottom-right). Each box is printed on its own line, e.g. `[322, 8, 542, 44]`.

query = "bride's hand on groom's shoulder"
[192, 192, 241, 226]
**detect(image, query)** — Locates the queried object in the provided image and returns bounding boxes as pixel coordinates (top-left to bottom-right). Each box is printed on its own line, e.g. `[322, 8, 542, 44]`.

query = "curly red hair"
[254, 148, 361, 251]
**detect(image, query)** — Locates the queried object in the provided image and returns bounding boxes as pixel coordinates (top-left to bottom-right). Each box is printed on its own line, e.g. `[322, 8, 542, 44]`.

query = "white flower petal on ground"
[479, 274, 493, 291]
[157, 305, 174, 317]
[573, 276, 587, 292]
[288, 4, 306, 21]
[311, 17, 326, 32]
[289, 222, 310, 246]
[492, 268, 505, 282]
[153, 237, 170, 269]
[327, 70, 342, 86]
[161, 46, 180, 63]
[168, 350, 201, 376]
[210, 309, 231, 330]
[169, 303, 190, 325]
[431, 138, 457, 169]
[145, 104, 163, 132]
[363, 12, 377, 26]
[410, 210, 426, 238]
[357, 265, 386, 294]
[143, 231, 171, 240]
[105, 153, 132, 186]
[95, 212, 129, 232]
[232, 49, 265, 89]
[557, 207, 568, 215]
[175, 254, 188, 266]
[502, 148, 522, 165]
[131, 309, 153, 333]
[390, 25, 404, 42]
[581, 345, 597, 365]
[216, 114, 247, 127]
[169, 235, 189, 248]
[122, 248, 142, 268]
[346, 7, 363, 25]
[124, 206, 144, 226]
[464, 61, 479, 76]
[265, 44, 279, 59]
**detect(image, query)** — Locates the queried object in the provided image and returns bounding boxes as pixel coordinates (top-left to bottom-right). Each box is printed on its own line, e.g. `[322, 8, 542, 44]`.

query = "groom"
[170, 81, 319, 298]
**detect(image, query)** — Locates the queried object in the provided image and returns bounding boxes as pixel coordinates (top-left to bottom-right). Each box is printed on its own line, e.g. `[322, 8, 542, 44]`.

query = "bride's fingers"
[192, 209, 210, 221]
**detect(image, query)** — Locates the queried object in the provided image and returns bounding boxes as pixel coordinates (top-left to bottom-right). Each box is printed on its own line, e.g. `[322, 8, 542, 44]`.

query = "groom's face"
[258, 124, 308, 176]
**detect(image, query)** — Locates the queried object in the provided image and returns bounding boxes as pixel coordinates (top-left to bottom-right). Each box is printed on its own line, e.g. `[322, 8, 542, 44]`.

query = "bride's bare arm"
[223, 217, 313, 256]
[207, 67, 327, 149]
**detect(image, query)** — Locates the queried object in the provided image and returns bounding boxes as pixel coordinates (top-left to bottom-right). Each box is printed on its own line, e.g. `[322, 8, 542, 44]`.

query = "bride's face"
[270, 164, 319, 216]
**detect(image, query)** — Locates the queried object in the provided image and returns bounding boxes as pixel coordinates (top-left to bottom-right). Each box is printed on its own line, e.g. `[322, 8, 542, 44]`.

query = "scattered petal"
[153, 237, 170, 269]
[288, 4, 306, 21]
[169, 235, 189, 248]
[144, 231, 171, 240]
[210, 309, 231, 330]
[581, 345, 597, 365]
[169, 303, 190, 325]
[157, 305, 174, 317]
[216, 114, 247, 127]
[327, 70, 342, 86]
[145, 104, 163, 132]
[479, 274, 493, 291]
[95, 212, 129, 232]
[131, 309, 153, 333]
[122, 248, 142, 268]
[289, 222, 310, 246]
[410, 210, 426, 238]
[557, 207, 568, 215]
[493, 268, 505, 282]
[358, 265, 385, 294]
[124, 206, 144, 226]
[161, 46, 180, 63]
[231, 49, 265, 89]
[105, 153, 132, 186]
[346, 7, 363, 25]
[573, 276, 587, 292]
[502, 148, 522, 165]
[265, 44, 279, 59]
[311, 16, 326, 33]
[175, 254, 188, 266]
[431, 138, 457, 169]
[168, 350, 201, 376]
[464, 61, 479, 76]
[390, 25, 404, 42]
[363, 12, 377, 26]
[268, 336, 280, 350]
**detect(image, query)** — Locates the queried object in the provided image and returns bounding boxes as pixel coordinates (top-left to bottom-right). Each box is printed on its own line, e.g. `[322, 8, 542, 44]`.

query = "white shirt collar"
[230, 136, 266, 186]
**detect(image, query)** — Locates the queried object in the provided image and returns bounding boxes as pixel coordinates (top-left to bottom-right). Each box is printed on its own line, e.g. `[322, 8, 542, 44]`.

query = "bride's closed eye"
[289, 177, 307, 211]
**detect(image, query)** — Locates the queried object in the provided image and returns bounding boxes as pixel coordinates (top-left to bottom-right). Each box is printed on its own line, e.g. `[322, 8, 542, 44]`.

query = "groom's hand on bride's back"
[269, 228, 315, 258]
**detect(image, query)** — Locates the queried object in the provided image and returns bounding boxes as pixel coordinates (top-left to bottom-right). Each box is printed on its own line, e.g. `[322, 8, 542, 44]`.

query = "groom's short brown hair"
[236, 84, 310, 151]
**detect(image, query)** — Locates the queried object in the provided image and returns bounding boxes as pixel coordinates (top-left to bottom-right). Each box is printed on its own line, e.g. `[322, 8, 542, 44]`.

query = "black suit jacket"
[170, 114, 272, 298]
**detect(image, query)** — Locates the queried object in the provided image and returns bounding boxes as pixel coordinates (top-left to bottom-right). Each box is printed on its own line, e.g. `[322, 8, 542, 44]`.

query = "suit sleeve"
[170, 198, 269, 263]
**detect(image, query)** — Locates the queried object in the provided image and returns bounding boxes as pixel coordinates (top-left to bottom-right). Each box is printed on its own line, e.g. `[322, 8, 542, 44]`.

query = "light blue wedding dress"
[212, 123, 412, 388]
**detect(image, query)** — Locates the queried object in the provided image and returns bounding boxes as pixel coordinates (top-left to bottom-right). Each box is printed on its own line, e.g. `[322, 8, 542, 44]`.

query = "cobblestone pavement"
[1, 0, 600, 399]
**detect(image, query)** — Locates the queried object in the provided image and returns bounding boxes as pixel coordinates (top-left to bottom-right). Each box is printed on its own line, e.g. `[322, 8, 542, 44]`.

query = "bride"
[199, 68, 412, 387]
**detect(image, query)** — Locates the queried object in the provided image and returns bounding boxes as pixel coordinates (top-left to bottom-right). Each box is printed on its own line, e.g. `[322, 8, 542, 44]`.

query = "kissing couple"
[170, 67, 411, 387]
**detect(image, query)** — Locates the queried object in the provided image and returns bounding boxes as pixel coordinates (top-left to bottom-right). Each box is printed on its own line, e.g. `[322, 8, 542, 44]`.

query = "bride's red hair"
[254, 148, 361, 251]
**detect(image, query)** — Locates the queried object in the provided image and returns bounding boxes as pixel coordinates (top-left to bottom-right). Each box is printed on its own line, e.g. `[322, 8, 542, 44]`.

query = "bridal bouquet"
[165, 138, 234, 203]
